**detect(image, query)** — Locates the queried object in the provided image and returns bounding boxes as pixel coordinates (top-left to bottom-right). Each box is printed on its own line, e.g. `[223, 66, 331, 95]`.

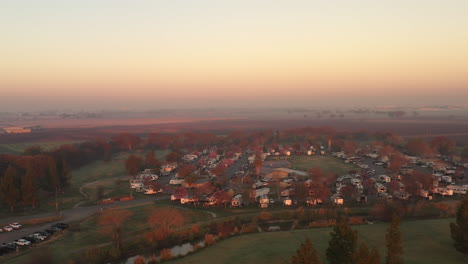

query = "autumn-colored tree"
[172, 187, 188, 200]
[159, 249, 172, 261]
[98, 209, 133, 251]
[342, 140, 357, 156]
[47, 156, 59, 191]
[211, 189, 232, 207]
[211, 163, 227, 177]
[134, 256, 146, 264]
[21, 162, 39, 208]
[341, 184, 358, 200]
[56, 157, 72, 189]
[379, 145, 396, 158]
[291, 237, 321, 264]
[145, 150, 160, 170]
[0, 166, 20, 211]
[112, 133, 141, 151]
[355, 242, 381, 264]
[385, 214, 404, 264]
[450, 194, 468, 254]
[326, 214, 358, 264]
[430, 136, 456, 156]
[406, 138, 434, 158]
[205, 233, 216, 246]
[147, 208, 185, 241]
[411, 171, 434, 190]
[125, 154, 143, 176]
[177, 164, 197, 178]
[387, 153, 408, 173]
[254, 152, 263, 175]
[308, 168, 332, 201]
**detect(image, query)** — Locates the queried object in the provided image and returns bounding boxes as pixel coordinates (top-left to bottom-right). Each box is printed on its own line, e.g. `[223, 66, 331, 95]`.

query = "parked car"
[25, 236, 40, 244]
[3, 225, 13, 232]
[44, 229, 56, 235]
[15, 239, 31, 246]
[10, 222, 22, 229]
[33, 233, 47, 241]
[0, 244, 16, 255]
[52, 223, 69, 229]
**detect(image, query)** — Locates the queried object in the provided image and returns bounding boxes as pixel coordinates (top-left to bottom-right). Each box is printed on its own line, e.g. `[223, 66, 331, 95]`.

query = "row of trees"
[0, 156, 70, 211]
[291, 214, 403, 264]
[0, 137, 117, 211]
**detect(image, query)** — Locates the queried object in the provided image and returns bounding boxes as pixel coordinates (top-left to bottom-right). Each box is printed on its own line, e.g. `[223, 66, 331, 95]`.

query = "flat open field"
[171, 218, 468, 264]
[289, 155, 357, 176]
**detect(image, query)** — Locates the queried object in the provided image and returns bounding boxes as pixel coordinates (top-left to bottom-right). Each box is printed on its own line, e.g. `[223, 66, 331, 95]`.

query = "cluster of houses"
[126, 140, 467, 209]
[129, 169, 161, 194]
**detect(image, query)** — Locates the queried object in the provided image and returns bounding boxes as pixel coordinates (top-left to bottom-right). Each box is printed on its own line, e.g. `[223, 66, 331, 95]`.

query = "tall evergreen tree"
[450, 194, 468, 253]
[291, 237, 321, 264]
[0, 166, 20, 211]
[326, 215, 358, 264]
[21, 162, 39, 208]
[385, 214, 404, 264]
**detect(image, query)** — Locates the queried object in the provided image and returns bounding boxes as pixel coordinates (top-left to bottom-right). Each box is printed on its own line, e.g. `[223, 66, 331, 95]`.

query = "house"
[181, 196, 199, 204]
[160, 163, 177, 175]
[182, 154, 198, 162]
[183, 178, 210, 188]
[393, 190, 410, 200]
[378, 175, 391, 183]
[169, 178, 184, 185]
[129, 179, 144, 189]
[144, 187, 161, 195]
[447, 185, 467, 195]
[419, 190, 431, 199]
[1, 127, 32, 134]
[255, 187, 270, 198]
[306, 197, 322, 205]
[283, 197, 293, 206]
[331, 195, 343, 205]
[259, 195, 269, 208]
[378, 192, 392, 200]
[231, 194, 243, 207]
[374, 183, 387, 193]
[281, 188, 294, 197]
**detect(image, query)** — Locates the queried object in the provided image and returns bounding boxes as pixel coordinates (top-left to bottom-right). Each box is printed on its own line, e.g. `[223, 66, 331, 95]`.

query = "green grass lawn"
[2, 202, 214, 264]
[171, 218, 468, 264]
[289, 155, 357, 176]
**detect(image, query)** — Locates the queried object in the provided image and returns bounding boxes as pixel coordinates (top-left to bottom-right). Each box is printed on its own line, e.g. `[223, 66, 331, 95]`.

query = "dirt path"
[73, 176, 128, 208]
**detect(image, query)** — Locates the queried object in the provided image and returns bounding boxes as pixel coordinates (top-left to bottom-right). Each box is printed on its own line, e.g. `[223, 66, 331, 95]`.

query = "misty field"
[0, 141, 83, 155]
[289, 155, 357, 176]
[171, 218, 468, 264]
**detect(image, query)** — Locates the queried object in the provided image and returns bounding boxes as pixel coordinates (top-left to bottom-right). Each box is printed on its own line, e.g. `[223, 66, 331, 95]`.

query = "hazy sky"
[1, 0, 468, 110]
